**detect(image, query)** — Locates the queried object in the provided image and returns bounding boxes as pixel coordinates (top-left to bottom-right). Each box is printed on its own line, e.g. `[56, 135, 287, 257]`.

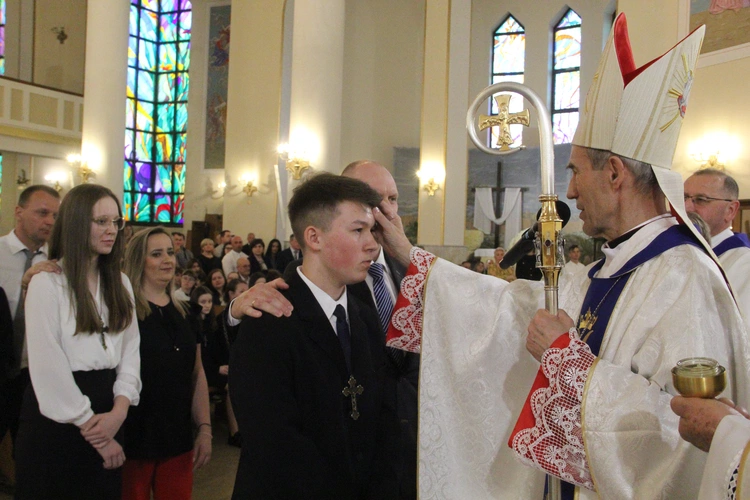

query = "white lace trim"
[385, 247, 435, 353]
[511, 328, 596, 490]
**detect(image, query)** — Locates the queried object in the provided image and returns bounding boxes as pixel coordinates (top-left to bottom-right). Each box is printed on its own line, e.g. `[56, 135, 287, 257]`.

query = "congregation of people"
[2, 12, 750, 500]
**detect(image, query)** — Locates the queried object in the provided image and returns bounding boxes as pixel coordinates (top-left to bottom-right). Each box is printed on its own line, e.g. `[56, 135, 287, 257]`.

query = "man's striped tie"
[368, 262, 394, 334]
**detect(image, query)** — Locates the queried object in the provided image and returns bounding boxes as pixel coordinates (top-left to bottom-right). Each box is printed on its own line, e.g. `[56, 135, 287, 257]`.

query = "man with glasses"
[684, 168, 750, 319]
[0, 185, 60, 481]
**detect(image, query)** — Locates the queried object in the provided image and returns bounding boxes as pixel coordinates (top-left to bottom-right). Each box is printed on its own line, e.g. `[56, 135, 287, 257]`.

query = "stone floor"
[0, 416, 240, 500]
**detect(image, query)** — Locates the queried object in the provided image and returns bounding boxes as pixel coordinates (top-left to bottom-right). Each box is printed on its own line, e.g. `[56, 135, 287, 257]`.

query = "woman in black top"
[196, 238, 222, 275]
[265, 238, 282, 270]
[122, 227, 211, 499]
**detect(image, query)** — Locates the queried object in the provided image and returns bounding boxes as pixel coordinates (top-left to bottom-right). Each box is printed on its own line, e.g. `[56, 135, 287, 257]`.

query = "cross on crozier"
[478, 94, 530, 151]
[342, 376, 364, 421]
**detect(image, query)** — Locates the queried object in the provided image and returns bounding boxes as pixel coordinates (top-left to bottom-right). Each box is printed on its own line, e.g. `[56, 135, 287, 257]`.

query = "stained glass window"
[124, 0, 191, 225]
[490, 14, 525, 149]
[552, 9, 581, 144]
[0, 0, 6, 75]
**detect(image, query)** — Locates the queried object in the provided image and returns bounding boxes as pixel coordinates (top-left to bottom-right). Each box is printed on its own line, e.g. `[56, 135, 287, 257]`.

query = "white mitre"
[573, 12, 711, 253]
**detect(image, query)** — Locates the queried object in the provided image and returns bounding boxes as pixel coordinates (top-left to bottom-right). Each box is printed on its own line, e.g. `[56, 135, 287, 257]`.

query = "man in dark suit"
[229, 173, 398, 499]
[342, 160, 418, 500]
[274, 233, 303, 275]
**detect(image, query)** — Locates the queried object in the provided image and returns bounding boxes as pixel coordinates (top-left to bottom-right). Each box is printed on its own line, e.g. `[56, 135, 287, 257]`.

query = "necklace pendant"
[100, 332, 107, 351]
[174, 345, 180, 352]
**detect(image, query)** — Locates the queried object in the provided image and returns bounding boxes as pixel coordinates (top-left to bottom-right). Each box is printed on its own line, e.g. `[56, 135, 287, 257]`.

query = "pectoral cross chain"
[342, 376, 364, 421]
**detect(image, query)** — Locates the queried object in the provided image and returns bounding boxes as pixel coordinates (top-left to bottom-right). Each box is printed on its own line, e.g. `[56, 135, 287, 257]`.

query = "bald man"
[342, 160, 417, 500]
[684, 168, 750, 319]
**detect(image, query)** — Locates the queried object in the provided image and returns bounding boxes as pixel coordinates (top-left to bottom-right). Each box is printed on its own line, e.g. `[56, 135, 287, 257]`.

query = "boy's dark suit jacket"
[229, 271, 399, 500]
[284, 256, 419, 499]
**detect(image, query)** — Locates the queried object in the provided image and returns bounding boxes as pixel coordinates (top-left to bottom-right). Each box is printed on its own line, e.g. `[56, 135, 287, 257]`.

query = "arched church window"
[124, 0, 192, 224]
[490, 14, 525, 149]
[551, 8, 581, 144]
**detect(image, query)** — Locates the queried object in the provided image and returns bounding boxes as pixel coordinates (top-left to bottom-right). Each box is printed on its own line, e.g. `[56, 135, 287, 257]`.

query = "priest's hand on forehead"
[372, 205, 412, 268]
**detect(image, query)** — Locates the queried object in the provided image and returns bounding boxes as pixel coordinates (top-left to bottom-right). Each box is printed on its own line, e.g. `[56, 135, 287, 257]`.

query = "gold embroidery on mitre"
[659, 53, 694, 133]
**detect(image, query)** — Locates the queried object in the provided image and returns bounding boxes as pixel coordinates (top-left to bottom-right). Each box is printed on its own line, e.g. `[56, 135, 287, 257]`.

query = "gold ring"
[250, 300, 256, 308]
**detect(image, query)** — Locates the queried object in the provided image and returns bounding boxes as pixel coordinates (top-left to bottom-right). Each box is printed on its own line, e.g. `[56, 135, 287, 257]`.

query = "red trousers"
[122, 450, 193, 500]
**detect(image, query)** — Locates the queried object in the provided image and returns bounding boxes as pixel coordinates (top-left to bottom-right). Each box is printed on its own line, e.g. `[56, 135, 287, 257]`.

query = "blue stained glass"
[155, 133, 173, 162]
[140, 9, 157, 41]
[179, 11, 192, 39]
[157, 73, 174, 102]
[125, 1, 192, 224]
[129, 5, 138, 38]
[142, 0, 159, 12]
[493, 33, 524, 74]
[554, 72, 580, 110]
[157, 103, 175, 131]
[177, 42, 190, 69]
[554, 28, 581, 70]
[125, 133, 134, 160]
[128, 36, 138, 67]
[174, 164, 185, 191]
[161, 13, 178, 42]
[124, 161, 135, 191]
[155, 165, 172, 193]
[125, 98, 135, 128]
[136, 70, 155, 101]
[553, 111, 579, 145]
[175, 103, 187, 132]
[495, 15, 523, 35]
[123, 192, 133, 221]
[160, 0, 178, 12]
[136, 100, 154, 131]
[173, 195, 184, 224]
[134, 194, 151, 223]
[159, 43, 177, 71]
[557, 10, 581, 28]
[138, 39, 157, 71]
[175, 133, 187, 162]
[154, 195, 172, 223]
[175, 73, 189, 101]
[136, 131, 154, 161]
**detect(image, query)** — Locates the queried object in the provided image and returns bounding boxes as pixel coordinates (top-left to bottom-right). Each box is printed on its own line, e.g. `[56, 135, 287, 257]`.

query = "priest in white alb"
[370, 13, 750, 499]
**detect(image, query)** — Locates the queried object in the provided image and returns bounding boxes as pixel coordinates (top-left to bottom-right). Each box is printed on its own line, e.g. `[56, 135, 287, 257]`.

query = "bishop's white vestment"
[698, 414, 750, 499]
[713, 228, 750, 322]
[386, 216, 750, 499]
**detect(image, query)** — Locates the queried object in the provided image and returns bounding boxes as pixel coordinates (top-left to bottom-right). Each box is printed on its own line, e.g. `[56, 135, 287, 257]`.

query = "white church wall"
[340, 0, 425, 170]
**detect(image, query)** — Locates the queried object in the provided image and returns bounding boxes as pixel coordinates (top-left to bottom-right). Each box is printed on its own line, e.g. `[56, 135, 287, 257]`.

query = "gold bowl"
[671, 357, 727, 399]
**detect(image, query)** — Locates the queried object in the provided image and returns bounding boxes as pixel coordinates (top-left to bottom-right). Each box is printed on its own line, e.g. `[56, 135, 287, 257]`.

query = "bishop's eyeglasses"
[684, 194, 734, 206]
[92, 217, 126, 231]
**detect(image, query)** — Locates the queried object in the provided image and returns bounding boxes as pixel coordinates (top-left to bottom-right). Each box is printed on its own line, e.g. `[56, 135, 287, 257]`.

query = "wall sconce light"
[416, 163, 446, 197]
[45, 173, 65, 193]
[211, 181, 227, 199]
[51, 27, 68, 44]
[278, 143, 312, 180]
[689, 134, 741, 171]
[67, 153, 95, 183]
[16, 169, 30, 189]
[240, 174, 258, 203]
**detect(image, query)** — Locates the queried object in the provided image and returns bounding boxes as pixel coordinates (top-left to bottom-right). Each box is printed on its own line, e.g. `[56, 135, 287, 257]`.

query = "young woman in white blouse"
[14, 184, 141, 500]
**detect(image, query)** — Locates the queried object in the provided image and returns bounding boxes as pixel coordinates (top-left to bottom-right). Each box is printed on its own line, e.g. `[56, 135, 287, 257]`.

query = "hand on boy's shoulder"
[230, 278, 293, 320]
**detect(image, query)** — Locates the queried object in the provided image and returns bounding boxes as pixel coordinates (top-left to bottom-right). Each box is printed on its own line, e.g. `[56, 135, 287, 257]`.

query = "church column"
[419, 0, 471, 247]
[288, 0, 345, 175]
[80, 0, 130, 198]
[223, 0, 286, 241]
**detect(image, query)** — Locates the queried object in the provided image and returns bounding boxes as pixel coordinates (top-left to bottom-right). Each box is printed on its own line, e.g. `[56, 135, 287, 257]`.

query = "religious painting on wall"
[690, 0, 750, 53]
[204, 4, 230, 170]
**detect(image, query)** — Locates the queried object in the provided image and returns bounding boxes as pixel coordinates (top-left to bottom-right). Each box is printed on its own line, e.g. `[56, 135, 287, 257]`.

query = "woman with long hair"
[247, 238, 270, 275]
[122, 227, 211, 499]
[205, 268, 227, 307]
[265, 238, 282, 270]
[15, 184, 141, 499]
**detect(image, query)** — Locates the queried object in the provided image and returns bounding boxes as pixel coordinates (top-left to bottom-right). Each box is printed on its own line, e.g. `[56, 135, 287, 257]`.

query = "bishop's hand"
[526, 309, 574, 362]
[671, 396, 750, 452]
[372, 204, 412, 268]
